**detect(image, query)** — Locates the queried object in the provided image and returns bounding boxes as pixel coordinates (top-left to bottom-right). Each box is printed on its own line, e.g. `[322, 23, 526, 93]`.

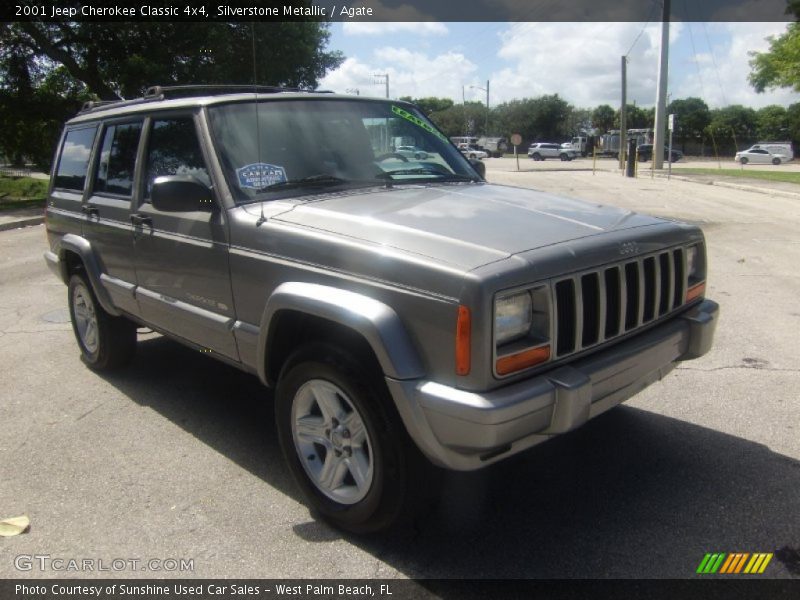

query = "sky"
[319, 21, 799, 110]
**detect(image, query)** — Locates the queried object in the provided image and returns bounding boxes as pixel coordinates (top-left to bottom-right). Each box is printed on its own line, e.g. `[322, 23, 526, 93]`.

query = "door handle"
[81, 204, 99, 217]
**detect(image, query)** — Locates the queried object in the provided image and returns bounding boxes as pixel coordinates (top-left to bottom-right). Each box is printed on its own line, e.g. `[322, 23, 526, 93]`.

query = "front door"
[132, 113, 238, 360]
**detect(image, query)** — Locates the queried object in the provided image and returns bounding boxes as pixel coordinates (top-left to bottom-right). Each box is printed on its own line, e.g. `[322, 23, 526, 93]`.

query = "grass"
[0, 175, 48, 211]
[671, 167, 800, 185]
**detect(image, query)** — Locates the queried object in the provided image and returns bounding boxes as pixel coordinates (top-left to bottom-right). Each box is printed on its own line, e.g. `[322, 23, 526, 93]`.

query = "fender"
[53, 234, 121, 317]
[257, 282, 425, 385]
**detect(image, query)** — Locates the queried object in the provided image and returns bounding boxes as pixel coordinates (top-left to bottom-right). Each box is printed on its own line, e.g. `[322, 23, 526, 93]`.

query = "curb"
[708, 180, 800, 200]
[0, 216, 44, 232]
[649, 172, 800, 200]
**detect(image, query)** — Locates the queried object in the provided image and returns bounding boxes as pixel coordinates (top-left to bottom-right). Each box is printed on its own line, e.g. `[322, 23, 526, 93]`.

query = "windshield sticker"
[391, 105, 449, 143]
[236, 163, 287, 189]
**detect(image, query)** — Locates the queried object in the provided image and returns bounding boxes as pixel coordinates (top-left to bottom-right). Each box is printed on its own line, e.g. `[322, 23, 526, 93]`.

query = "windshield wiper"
[259, 174, 351, 192]
[376, 168, 478, 183]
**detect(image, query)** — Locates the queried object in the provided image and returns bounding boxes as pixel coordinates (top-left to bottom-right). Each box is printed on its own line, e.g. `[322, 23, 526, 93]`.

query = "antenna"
[252, 22, 266, 227]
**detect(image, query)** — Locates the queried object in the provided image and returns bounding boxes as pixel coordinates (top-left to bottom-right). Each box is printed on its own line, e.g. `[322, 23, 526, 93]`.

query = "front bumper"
[386, 299, 719, 471]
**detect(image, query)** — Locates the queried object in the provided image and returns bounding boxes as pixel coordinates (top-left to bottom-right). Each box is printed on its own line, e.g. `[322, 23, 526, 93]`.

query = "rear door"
[82, 119, 144, 315]
[131, 112, 238, 360]
[48, 125, 99, 242]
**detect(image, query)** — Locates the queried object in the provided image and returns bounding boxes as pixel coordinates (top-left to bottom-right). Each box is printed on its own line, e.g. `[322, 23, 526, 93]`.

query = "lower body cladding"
[386, 299, 718, 471]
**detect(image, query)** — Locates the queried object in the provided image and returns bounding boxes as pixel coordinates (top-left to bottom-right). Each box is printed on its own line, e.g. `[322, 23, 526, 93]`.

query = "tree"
[786, 102, 800, 145]
[4, 22, 343, 100]
[0, 20, 343, 167]
[614, 104, 650, 129]
[427, 102, 488, 137]
[565, 107, 593, 135]
[667, 97, 711, 151]
[399, 96, 454, 117]
[592, 104, 615, 132]
[756, 105, 790, 139]
[706, 105, 758, 153]
[748, 22, 800, 93]
[493, 95, 572, 142]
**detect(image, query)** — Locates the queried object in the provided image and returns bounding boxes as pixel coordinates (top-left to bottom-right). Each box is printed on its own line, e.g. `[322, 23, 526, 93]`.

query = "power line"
[624, 0, 660, 57]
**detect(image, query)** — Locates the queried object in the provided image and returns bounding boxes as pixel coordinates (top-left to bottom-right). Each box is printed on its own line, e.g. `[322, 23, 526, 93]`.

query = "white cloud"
[342, 22, 449, 36]
[488, 22, 686, 108]
[323, 22, 797, 110]
[672, 22, 798, 108]
[320, 48, 477, 99]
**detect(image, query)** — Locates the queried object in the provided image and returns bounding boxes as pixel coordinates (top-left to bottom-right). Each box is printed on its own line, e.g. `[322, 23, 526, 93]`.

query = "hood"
[269, 183, 667, 271]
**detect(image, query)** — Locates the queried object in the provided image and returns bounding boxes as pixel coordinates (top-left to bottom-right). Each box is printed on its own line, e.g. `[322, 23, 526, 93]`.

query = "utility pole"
[469, 80, 490, 134]
[374, 73, 389, 98]
[652, 0, 670, 170]
[620, 56, 627, 171]
[485, 79, 490, 134]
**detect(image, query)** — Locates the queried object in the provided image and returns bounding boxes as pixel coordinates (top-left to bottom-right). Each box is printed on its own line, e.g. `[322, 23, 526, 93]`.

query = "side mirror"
[151, 176, 213, 212]
[469, 159, 486, 179]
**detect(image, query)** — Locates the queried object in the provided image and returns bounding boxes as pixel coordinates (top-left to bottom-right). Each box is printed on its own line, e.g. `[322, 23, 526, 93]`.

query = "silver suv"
[528, 142, 578, 161]
[44, 86, 718, 532]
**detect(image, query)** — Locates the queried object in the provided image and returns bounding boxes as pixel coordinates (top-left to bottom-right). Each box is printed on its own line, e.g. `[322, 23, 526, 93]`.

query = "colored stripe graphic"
[744, 553, 773, 574]
[697, 553, 727, 573]
[698, 552, 773, 574]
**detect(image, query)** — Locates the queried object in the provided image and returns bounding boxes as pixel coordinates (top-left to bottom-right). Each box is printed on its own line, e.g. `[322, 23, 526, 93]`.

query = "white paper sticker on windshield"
[236, 163, 287, 189]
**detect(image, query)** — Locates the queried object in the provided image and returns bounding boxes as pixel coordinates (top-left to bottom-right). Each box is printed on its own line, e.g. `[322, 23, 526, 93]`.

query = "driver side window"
[144, 117, 210, 201]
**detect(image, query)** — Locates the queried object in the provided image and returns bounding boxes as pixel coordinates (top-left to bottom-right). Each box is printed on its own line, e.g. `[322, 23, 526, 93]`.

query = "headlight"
[495, 291, 532, 345]
[686, 245, 700, 278]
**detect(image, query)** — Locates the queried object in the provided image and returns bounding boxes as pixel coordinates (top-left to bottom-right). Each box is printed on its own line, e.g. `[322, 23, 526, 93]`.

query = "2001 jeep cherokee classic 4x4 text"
[44, 85, 718, 532]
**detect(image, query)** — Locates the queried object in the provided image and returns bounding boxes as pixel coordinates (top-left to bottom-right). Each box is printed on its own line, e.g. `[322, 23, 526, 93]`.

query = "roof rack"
[79, 96, 159, 114]
[144, 84, 333, 99]
[78, 84, 335, 115]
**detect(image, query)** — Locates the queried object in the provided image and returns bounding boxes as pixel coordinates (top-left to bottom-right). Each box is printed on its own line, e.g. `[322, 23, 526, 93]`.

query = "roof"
[67, 85, 401, 125]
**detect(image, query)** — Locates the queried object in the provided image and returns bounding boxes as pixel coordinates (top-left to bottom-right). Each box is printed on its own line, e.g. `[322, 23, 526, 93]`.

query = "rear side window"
[95, 121, 143, 196]
[144, 118, 210, 200]
[54, 126, 97, 191]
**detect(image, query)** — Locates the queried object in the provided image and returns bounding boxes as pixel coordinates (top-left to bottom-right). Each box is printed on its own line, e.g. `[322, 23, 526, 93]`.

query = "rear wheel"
[772, 157, 781, 165]
[275, 343, 435, 533]
[68, 273, 136, 370]
[560, 154, 569, 161]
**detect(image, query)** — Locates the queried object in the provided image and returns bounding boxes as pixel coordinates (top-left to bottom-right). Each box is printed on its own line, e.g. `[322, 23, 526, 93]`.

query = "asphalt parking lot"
[1, 165, 798, 581]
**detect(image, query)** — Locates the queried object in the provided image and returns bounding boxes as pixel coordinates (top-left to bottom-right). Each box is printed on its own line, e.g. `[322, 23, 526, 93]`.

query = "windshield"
[207, 99, 478, 203]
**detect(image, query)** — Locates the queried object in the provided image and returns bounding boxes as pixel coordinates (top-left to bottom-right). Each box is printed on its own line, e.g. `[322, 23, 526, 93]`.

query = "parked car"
[458, 144, 488, 159]
[637, 144, 683, 163]
[747, 141, 793, 158]
[396, 145, 428, 160]
[527, 142, 577, 161]
[734, 147, 791, 165]
[44, 85, 717, 533]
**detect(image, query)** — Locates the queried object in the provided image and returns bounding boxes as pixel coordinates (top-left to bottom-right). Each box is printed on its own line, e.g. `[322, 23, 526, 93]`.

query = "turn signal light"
[496, 345, 551, 376]
[455, 305, 471, 375]
[686, 281, 706, 302]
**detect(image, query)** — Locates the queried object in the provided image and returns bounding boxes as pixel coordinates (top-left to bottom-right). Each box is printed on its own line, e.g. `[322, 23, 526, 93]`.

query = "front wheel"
[275, 343, 430, 533]
[740, 157, 749, 165]
[68, 273, 136, 370]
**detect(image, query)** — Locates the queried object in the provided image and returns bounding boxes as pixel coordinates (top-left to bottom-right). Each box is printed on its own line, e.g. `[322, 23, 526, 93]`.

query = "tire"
[469, 153, 476, 159]
[532, 153, 542, 161]
[560, 154, 569, 161]
[740, 157, 749, 165]
[68, 273, 136, 370]
[772, 157, 781, 165]
[275, 343, 435, 533]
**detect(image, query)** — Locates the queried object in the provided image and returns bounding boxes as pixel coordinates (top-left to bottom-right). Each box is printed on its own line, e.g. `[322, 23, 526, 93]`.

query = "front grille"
[552, 247, 687, 358]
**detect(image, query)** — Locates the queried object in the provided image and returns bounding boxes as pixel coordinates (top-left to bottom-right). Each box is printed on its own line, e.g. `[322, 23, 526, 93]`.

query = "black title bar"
[3, 0, 798, 23]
